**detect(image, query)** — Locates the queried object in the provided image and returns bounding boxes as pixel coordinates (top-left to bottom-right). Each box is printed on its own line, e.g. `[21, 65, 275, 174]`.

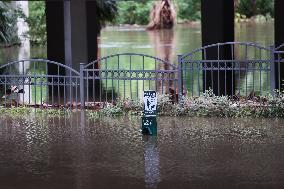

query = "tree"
[257, 0, 274, 17]
[236, 0, 274, 18]
[147, 0, 176, 30]
[95, 0, 117, 29]
[114, 0, 152, 25]
[177, 0, 201, 21]
[16, 1, 46, 45]
[0, 2, 18, 45]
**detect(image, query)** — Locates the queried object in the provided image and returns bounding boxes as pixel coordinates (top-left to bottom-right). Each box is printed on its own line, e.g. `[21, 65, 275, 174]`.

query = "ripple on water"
[0, 114, 284, 189]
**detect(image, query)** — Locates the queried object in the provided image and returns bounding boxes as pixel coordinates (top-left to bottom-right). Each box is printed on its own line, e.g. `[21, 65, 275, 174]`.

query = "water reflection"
[148, 29, 176, 93]
[99, 23, 274, 97]
[143, 136, 160, 188]
[0, 114, 284, 188]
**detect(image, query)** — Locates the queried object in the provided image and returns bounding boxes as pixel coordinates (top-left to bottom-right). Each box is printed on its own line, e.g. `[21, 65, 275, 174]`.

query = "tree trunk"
[147, 0, 176, 30]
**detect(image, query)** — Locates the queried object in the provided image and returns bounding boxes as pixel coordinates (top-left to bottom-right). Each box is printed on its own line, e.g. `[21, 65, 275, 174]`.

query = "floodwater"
[0, 22, 274, 65]
[0, 113, 284, 189]
[0, 22, 275, 98]
[100, 21, 274, 63]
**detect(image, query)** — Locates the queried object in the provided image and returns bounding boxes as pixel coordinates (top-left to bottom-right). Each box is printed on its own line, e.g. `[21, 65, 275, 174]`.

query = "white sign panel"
[143, 91, 157, 116]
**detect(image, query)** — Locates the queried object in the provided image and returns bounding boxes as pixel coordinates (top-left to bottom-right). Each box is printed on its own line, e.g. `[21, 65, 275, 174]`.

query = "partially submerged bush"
[87, 98, 144, 118]
[185, 89, 233, 117]
[88, 89, 284, 118]
[2, 90, 284, 119]
[157, 94, 176, 116]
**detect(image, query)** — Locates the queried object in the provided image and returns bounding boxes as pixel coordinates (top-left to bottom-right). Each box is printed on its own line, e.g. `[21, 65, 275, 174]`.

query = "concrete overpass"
[45, 0, 284, 93]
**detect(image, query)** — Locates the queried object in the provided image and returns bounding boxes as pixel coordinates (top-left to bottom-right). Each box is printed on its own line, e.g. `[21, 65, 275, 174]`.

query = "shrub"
[3, 89, 284, 119]
[114, 1, 152, 25]
[86, 89, 284, 118]
[177, 0, 201, 22]
[0, 2, 19, 45]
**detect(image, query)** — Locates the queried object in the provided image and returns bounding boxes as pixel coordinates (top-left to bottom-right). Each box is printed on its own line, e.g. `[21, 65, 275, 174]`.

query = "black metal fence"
[179, 42, 275, 97]
[0, 59, 80, 108]
[80, 53, 178, 109]
[0, 42, 283, 109]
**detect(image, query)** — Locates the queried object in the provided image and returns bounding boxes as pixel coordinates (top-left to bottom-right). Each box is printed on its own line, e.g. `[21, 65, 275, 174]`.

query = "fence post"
[178, 55, 183, 105]
[80, 63, 85, 109]
[270, 45, 276, 96]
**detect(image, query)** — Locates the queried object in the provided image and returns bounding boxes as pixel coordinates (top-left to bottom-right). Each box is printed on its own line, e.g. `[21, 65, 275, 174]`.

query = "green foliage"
[87, 89, 284, 118]
[0, 2, 11, 43]
[257, 0, 274, 17]
[28, 1, 46, 45]
[185, 89, 233, 117]
[237, 0, 256, 18]
[87, 98, 143, 118]
[16, 1, 46, 45]
[114, 0, 201, 24]
[114, 1, 152, 25]
[113, 0, 274, 24]
[95, 0, 118, 26]
[177, 0, 201, 21]
[177, 0, 274, 21]
[157, 94, 176, 116]
[183, 89, 284, 118]
[236, 0, 274, 18]
[0, 2, 18, 45]
[2, 90, 284, 119]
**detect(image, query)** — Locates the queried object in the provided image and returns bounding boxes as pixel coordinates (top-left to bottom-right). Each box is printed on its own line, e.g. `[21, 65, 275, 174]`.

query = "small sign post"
[142, 90, 157, 135]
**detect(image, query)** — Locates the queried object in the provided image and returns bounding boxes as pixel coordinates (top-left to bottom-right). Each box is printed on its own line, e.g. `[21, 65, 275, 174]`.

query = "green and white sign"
[143, 90, 157, 116]
[141, 116, 157, 135]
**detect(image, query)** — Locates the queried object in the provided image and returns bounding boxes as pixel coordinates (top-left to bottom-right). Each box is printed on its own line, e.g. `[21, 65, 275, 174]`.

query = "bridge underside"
[46, 1, 99, 73]
[201, 0, 235, 95]
[45, 0, 284, 93]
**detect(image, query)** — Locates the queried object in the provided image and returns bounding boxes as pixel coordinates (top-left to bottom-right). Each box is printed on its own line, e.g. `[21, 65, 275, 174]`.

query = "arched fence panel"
[1, 43, 283, 110]
[179, 42, 275, 97]
[0, 59, 80, 108]
[81, 53, 178, 108]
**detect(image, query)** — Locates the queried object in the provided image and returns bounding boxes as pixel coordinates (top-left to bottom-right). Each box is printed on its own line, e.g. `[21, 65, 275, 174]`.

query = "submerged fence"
[180, 42, 276, 97]
[0, 59, 80, 108]
[0, 42, 283, 109]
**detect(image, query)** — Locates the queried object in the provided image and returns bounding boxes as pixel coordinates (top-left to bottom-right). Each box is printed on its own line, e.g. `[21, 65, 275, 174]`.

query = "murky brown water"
[0, 113, 284, 189]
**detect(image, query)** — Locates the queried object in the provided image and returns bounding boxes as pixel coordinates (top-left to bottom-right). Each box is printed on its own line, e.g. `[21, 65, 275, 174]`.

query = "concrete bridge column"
[201, 0, 235, 95]
[46, 1, 65, 74]
[46, 0, 99, 102]
[46, 0, 98, 72]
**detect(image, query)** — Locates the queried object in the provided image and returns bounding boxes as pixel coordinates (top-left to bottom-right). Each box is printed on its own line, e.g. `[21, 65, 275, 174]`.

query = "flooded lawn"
[0, 113, 284, 189]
